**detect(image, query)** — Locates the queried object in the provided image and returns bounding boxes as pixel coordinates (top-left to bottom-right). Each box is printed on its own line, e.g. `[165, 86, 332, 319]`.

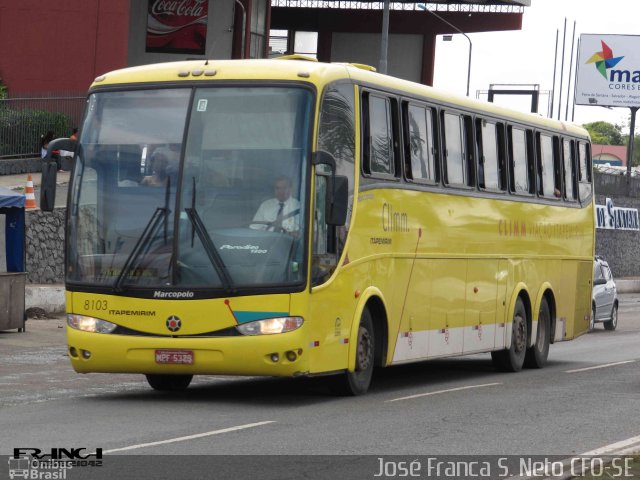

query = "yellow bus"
[42, 57, 594, 395]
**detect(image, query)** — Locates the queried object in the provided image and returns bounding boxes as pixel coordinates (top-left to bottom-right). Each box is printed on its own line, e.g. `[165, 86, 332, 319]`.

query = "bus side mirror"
[40, 161, 58, 211]
[327, 175, 348, 226]
[40, 138, 76, 211]
[313, 150, 348, 226]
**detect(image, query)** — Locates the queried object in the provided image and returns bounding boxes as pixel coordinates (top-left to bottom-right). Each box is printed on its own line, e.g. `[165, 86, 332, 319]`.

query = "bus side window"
[563, 138, 577, 201]
[578, 141, 593, 201]
[537, 133, 557, 198]
[552, 136, 563, 198]
[362, 93, 395, 178]
[476, 118, 505, 191]
[442, 111, 471, 187]
[403, 102, 437, 183]
[508, 126, 530, 195]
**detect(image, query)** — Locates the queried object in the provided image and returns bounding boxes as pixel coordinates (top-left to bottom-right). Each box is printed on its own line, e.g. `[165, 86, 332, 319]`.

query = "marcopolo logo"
[166, 315, 182, 332]
[153, 290, 195, 299]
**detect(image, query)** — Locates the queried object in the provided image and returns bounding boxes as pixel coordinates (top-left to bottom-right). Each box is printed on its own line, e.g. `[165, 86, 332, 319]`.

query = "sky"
[432, 0, 639, 130]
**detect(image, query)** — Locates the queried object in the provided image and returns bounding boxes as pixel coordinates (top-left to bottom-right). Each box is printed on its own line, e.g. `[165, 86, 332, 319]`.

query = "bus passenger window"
[443, 112, 466, 186]
[477, 119, 503, 190]
[366, 95, 394, 176]
[508, 127, 529, 194]
[405, 104, 436, 182]
[537, 133, 557, 198]
[577, 141, 593, 201]
[563, 139, 577, 201]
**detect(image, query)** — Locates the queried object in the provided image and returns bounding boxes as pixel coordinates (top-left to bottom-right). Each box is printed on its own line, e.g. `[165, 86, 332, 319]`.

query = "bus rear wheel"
[492, 297, 528, 372]
[330, 309, 375, 396]
[524, 298, 550, 368]
[145, 374, 193, 391]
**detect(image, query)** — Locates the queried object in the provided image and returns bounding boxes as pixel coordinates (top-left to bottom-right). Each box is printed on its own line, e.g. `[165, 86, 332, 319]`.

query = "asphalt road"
[1, 296, 639, 476]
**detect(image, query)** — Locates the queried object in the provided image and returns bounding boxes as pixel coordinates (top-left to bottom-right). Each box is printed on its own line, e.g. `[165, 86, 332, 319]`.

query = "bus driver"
[251, 176, 300, 232]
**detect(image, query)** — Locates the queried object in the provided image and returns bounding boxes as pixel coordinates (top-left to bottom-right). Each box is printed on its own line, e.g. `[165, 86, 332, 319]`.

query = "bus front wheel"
[492, 297, 528, 372]
[145, 374, 193, 391]
[330, 309, 375, 396]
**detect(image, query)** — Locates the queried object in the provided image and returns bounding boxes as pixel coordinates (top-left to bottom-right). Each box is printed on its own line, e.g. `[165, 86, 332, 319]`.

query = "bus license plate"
[155, 349, 194, 365]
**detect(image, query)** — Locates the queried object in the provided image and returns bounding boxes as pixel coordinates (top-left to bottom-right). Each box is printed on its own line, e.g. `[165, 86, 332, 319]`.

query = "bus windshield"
[67, 86, 313, 292]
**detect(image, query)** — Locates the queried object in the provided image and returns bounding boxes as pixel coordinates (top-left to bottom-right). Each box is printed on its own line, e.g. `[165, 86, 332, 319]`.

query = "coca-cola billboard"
[146, 0, 209, 55]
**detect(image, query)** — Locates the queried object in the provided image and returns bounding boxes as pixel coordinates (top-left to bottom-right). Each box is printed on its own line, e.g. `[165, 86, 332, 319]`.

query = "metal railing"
[270, 1, 524, 12]
[0, 93, 86, 158]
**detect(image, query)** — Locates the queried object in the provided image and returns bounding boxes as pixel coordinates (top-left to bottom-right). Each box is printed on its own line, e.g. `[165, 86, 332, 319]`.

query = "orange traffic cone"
[25, 174, 37, 209]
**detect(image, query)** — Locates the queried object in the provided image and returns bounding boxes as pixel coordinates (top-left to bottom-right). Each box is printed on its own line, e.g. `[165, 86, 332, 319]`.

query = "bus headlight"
[236, 317, 304, 336]
[67, 314, 117, 334]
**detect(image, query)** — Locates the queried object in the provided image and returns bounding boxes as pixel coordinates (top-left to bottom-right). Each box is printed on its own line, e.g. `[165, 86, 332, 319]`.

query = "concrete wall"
[331, 33, 423, 83]
[0, 0, 130, 94]
[594, 171, 640, 278]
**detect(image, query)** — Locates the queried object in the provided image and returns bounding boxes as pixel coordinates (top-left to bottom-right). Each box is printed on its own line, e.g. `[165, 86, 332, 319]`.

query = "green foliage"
[629, 136, 640, 167]
[582, 121, 624, 145]
[0, 107, 72, 156]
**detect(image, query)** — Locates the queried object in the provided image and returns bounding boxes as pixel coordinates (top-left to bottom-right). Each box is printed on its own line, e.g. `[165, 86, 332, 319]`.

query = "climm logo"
[586, 40, 640, 84]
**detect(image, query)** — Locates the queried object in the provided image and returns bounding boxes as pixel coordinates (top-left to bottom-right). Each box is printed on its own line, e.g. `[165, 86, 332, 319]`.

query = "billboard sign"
[146, 0, 208, 55]
[575, 34, 640, 108]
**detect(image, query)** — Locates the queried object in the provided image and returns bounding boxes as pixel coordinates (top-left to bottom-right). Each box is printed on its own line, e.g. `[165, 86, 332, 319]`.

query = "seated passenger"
[141, 147, 176, 187]
[251, 176, 300, 232]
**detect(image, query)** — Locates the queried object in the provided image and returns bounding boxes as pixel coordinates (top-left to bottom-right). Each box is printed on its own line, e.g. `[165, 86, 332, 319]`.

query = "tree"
[582, 121, 624, 145]
[620, 134, 640, 167]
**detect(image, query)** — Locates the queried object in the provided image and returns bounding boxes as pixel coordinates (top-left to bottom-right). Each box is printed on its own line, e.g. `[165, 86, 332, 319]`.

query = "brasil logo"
[586, 40, 624, 79]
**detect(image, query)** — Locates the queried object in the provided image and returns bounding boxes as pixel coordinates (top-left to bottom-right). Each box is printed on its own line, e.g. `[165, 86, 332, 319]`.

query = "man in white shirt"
[251, 176, 300, 232]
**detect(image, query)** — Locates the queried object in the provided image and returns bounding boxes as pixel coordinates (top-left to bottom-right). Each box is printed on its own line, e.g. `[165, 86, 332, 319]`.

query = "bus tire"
[491, 297, 527, 372]
[145, 374, 193, 391]
[330, 309, 375, 396]
[524, 298, 550, 368]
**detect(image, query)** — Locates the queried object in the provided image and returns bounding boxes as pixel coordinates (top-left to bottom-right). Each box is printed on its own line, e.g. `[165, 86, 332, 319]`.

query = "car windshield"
[67, 86, 312, 292]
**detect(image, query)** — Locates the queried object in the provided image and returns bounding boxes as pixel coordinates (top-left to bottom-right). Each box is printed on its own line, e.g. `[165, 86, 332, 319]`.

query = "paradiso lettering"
[595, 197, 640, 230]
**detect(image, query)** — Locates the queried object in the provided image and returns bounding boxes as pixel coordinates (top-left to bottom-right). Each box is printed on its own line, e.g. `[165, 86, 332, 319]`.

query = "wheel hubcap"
[356, 327, 372, 372]
[514, 314, 526, 352]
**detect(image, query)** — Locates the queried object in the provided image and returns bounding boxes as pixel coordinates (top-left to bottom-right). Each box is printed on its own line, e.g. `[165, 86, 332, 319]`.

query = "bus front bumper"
[66, 326, 311, 377]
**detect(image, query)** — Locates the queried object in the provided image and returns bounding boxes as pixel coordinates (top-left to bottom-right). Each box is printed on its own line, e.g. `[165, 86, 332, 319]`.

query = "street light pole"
[378, 0, 390, 74]
[417, 4, 472, 97]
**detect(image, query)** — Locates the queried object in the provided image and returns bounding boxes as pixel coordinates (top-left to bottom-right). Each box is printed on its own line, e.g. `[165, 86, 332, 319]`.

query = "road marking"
[386, 382, 502, 403]
[581, 433, 640, 456]
[565, 360, 635, 373]
[102, 421, 275, 453]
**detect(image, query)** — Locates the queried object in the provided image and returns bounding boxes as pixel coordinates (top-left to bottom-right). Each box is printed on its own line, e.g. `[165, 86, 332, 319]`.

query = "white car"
[592, 256, 618, 331]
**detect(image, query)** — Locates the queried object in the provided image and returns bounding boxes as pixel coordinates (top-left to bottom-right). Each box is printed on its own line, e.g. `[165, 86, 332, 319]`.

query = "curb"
[617, 279, 640, 294]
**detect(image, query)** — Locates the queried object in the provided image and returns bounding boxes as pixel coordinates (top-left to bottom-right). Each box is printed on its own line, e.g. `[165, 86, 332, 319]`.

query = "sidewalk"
[0, 169, 70, 190]
[2, 170, 70, 315]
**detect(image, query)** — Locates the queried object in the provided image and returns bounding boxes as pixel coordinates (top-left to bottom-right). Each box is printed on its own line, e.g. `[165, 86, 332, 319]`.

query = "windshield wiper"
[184, 207, 234, 292]
[114, 207, 167, 292]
